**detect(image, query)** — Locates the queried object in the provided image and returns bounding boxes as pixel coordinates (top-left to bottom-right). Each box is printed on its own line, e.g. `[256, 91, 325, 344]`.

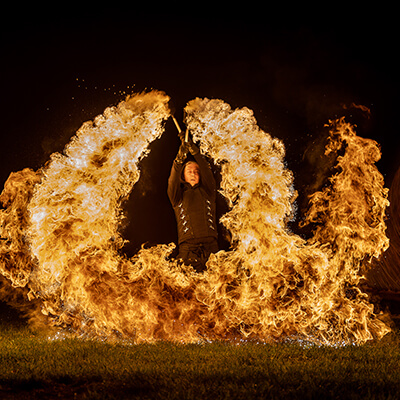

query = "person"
[167, 130, 218, 273]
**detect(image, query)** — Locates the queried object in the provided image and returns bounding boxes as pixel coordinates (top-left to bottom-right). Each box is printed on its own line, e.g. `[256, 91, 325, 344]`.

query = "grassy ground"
[0, 321, 400, 400]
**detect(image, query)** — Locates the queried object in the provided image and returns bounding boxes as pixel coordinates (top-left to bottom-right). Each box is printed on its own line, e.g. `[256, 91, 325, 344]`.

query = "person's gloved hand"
[178, 130, 185, 144]
[187, 136, 199, 155]
[175, 142, 189, 164]
[180, 130, 199, 155]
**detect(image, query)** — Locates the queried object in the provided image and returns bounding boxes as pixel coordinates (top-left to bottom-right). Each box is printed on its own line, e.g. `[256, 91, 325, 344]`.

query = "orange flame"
[0, 92, 391, 344]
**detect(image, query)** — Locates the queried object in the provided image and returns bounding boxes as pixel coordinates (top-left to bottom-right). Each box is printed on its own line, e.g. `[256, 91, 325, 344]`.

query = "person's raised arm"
[187, 135, 216, 197]
[167, 142, 188, 206]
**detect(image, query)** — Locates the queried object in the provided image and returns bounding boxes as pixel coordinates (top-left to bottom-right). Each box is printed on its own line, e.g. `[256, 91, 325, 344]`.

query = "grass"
[0, 322, 400, 399]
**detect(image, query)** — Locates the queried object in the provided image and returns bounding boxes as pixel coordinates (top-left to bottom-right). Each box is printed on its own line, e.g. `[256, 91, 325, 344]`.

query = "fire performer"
[168, 126, 218, 273]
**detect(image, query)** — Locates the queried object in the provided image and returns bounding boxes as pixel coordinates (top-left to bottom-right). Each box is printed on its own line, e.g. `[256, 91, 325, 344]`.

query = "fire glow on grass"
[0, 91, 391, 345]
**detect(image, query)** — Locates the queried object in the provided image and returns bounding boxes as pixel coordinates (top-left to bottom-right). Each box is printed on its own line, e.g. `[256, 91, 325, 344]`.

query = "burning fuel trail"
[0, 91, 391, 345]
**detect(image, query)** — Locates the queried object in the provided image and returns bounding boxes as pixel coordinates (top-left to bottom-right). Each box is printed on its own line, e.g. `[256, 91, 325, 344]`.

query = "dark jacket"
[167, 152, 218, 245]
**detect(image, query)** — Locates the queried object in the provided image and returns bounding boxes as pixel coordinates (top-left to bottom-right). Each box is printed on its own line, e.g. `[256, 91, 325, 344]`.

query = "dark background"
[2, 6, 399, 256]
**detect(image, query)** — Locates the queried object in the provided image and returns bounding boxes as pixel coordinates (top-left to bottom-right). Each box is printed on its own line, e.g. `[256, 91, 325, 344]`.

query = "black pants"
[178, 237, 218, 273]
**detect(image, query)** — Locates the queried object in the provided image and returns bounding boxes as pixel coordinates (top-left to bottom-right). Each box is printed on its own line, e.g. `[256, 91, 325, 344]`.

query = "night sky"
[2, 8, 399, 255]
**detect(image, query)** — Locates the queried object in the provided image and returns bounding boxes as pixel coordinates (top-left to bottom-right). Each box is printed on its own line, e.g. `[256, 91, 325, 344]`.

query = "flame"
[0, 92, 391, 345]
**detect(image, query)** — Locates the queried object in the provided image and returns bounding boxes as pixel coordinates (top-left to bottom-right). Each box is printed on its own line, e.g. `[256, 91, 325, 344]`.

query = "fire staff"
[167, 130, 218, 273]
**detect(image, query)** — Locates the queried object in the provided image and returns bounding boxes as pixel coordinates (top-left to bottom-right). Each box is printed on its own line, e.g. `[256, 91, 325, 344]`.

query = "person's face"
[184, 163, 200, 186]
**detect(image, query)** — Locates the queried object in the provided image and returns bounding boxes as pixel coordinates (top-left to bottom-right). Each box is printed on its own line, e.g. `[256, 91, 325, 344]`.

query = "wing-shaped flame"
[0, 92, 390, 345]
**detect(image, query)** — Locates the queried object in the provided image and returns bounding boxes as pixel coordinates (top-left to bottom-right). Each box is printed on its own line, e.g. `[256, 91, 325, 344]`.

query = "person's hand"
[175, 142, 189, 164]
[178, 130, 186, 144]
[185, 132, 199, 155]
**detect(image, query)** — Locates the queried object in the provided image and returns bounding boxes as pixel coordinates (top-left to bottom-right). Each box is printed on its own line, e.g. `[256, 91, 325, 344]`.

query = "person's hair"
[183, 161, 199, 171]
